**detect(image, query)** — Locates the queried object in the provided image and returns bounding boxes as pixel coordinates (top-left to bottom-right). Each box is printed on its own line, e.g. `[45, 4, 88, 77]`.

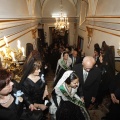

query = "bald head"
[82, 56, 96, 72]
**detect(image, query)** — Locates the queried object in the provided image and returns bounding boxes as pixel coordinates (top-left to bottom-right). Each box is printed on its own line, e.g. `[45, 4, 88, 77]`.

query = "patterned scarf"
[60, 60, 71, 70]
[59, 85, 91, 120]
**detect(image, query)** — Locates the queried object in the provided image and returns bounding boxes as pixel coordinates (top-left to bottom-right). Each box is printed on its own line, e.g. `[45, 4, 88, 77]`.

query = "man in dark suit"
[69, 49, 80, 69]
[73, 56, 101, 108]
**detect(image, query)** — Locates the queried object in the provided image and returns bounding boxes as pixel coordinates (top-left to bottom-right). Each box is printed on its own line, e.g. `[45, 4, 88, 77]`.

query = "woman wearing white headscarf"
[53, 51, 72, 87]
[50, 70, 90, 120]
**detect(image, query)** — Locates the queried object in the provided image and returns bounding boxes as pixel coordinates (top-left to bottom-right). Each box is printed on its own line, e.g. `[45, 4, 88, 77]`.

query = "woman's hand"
[34, 103, 39, 108]
[39, 104, 48, 111]
[80, 97, 84, 103]
[34, 103, 48, 111]
[34, 103, 47, 111]
[29, 104, 37, 111]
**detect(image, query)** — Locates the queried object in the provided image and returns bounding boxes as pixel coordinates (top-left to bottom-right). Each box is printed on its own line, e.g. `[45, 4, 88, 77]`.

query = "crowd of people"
[0, 40, 119, 120]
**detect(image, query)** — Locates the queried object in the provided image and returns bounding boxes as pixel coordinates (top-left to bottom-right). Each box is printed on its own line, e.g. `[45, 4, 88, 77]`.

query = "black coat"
[69, 55, 81, 69]
[73, 64, 101, 108]
[0, 88, 31, 120]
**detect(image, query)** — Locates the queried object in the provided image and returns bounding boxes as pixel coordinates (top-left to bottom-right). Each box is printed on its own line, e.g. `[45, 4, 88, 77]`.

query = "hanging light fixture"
[54, 0, 69, 31]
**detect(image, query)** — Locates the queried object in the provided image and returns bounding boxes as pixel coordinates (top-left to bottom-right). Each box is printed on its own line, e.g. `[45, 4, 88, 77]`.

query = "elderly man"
[73, 56, 101, 108]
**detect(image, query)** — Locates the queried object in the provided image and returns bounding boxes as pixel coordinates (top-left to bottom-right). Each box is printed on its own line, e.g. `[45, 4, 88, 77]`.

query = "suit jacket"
[69, 55, 80, 68]
[73, 64, 101, 107]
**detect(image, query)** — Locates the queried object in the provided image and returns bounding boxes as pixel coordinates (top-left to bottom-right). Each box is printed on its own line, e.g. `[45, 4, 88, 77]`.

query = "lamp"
[54, 0, 69, 31]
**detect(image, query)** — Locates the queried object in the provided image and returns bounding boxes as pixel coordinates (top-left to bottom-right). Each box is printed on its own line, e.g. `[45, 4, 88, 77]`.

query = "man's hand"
[111, 93, 119, 104]
[91, 97, 96, 103]
[111, 93, 116, 104]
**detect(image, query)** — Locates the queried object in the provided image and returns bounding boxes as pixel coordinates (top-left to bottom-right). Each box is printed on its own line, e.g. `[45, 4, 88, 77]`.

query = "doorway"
[49, 27, 69, 46]
[77, 36, 84, 51]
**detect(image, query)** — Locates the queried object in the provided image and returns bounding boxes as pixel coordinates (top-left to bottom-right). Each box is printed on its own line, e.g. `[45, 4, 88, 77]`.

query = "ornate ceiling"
[39, 0, 79, 8]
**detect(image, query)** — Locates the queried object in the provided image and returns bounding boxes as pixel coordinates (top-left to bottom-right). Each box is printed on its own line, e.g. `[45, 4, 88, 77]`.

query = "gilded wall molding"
[0, 20, 39, 41]
[0, 25, 38, 48]
[86, 26, 93, 37]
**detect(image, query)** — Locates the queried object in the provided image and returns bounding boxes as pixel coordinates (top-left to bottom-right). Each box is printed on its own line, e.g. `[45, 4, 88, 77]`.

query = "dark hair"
[94, 43, 100, 55]
[0, 69, 11, 91]
[74, 48, 78, 52]
[62, 51, 69, 57]
[26, 50, 41, 63]
[29, 60, 42, 74]
[65, 72, 78, 85]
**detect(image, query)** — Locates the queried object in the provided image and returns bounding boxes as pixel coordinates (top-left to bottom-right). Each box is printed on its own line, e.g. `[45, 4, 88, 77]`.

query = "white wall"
[42, 0, 76, 17]
[0, 0, 29, 18]
[34, 0, 42, 17]
[0, 0, 41, 54]
[83, 30, 120, 57]
[96, 0, 120, 16]
[78, 0, 120, 57]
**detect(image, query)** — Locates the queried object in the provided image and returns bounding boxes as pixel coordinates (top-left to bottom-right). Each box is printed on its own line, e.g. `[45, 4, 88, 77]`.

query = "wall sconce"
[31, 29, 37, 39]
[117, 49, 120, 56]
[86, 26, 93, 48]
[117, 42, 120, 56]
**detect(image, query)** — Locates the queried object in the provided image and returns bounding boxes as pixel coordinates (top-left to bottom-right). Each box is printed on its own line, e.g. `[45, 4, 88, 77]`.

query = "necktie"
[72, 57, 76, 67]
[84, 72, 88, 82]
[74, 57, 76, 64]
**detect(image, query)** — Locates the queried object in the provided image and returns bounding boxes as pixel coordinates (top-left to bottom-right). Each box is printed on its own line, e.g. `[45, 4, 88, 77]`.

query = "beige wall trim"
[0, 23, 38, 41]
[0, 21, 37, 31]
[87, 16, 120, 18]
[79, 28, 86, 32]
[87, 20, 120, 24]
[82, 0, 88, 4]
[0, 26, 38, 48]
[92, 27, 120, 37]
[88, 24, 120, 31]
[0, 17, 40, 22]
[88, 23, 120, 32]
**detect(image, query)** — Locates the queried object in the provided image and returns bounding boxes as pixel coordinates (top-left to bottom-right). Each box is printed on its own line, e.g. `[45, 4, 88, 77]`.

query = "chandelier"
[54, 0, 69, 30]
[0, 36, 26, 81]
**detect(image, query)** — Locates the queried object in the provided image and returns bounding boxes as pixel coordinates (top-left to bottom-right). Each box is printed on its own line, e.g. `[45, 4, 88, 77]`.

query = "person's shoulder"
[93, 66, 101, 72]
[58, 58, 61, 62]
[74, 63, 82, 68]
[73, 63, 82, 71]
[22, 77, 31, 85]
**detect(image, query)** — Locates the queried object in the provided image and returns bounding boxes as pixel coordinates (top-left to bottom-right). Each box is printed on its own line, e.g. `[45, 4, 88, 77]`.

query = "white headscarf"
[60, 51, 72, 67]
[55, 70, 73, 88]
